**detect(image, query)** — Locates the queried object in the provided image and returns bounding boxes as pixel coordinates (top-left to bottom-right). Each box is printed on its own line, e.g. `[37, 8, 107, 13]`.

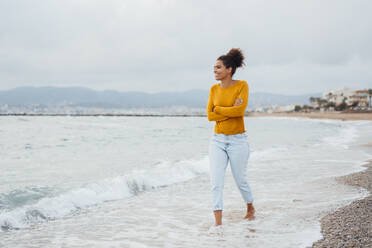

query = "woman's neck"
[220, 77, 235, 88]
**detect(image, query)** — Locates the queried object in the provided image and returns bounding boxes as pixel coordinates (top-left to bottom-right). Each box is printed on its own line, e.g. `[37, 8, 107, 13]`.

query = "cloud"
[0, 0, 371, 94]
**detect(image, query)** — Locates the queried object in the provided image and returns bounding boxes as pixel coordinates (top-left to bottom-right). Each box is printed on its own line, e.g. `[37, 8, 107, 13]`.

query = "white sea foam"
[0, 143, 308, 232]
[250, 146, 289, 162]
[0, 157, 209, 231]
[321, 124, 358, 149]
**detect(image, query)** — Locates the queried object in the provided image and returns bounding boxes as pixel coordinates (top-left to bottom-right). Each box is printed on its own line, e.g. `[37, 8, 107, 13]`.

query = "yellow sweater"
[207, 80, 249, 134]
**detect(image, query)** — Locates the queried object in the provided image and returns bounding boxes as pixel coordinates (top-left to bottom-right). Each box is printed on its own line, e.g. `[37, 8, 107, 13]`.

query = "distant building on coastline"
[248, 104, 296, 113]
[349, 89, 370, 108]
[322, 88, 355, 105]
[310, 87, 372, 111]
[250, 87, 372, 113]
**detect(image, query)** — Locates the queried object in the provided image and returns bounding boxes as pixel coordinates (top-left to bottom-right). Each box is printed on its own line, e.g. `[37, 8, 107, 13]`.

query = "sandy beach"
[248, 112, 372, 121]
[312, 160, 372, 247]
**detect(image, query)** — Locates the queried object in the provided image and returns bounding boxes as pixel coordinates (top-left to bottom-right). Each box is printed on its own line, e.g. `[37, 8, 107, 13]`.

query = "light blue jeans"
[209, 132, 254, 211]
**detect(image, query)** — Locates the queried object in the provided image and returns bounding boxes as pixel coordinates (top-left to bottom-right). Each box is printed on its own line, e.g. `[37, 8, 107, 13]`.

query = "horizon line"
[0, 85, 324, 96]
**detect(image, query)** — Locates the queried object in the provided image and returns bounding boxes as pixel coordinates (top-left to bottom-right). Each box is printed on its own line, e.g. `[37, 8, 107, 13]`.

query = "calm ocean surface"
[1, 116, 371, 247]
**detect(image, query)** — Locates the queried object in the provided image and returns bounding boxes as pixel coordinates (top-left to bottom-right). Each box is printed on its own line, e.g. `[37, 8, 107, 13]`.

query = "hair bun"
[226, 48, 245, 68]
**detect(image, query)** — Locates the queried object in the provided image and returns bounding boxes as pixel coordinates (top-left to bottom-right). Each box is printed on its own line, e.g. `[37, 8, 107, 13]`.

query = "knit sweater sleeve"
[214, 82, 249, 117]
[206, 87, 229, 122]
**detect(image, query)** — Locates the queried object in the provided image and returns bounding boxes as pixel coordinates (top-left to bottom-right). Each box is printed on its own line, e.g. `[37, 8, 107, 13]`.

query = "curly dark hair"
[217, 48, 245, 76]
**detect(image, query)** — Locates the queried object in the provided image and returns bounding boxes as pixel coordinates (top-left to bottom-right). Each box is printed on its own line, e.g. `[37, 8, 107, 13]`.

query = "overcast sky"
[0, 0, 371, 94]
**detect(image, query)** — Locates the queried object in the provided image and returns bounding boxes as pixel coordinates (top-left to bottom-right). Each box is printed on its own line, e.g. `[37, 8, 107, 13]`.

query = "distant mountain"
[249, 92, 321, 106]
[0, 86, 321, 108]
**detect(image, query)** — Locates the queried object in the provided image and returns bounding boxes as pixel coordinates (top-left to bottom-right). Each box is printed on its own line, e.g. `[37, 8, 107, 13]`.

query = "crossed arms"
[206, 84, 249, 122]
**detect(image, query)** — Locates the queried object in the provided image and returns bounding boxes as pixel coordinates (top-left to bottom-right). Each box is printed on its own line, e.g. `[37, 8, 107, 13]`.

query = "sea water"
[0, 116, 371, 248]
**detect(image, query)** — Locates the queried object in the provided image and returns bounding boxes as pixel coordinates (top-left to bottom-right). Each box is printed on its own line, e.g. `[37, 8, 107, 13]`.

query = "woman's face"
[214, 60, 232, 81]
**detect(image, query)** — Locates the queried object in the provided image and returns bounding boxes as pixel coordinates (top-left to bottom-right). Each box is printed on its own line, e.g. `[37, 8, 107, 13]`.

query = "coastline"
[312, 159, 372, 248]
[248, 112, 372, 121]
[2, 112, 372, 120]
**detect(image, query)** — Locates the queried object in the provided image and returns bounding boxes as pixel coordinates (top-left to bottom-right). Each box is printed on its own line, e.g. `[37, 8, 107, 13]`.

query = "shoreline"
[1, 112, 372, 120]
[248, 112, 372, 121]
[312, 159, 372, 247]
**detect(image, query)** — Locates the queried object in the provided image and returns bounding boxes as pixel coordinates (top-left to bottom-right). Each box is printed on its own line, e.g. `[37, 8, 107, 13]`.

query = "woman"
[207, 48, 255, 226]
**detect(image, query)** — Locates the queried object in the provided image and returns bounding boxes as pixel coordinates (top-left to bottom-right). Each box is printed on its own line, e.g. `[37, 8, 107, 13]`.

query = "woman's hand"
[234, 98, 243, 106]
[212, 98, 242, 112]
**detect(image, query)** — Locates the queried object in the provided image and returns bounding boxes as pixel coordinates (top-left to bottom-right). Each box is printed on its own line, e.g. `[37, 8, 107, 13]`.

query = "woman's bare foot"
[244, 203, 255, 220]
[214, 210, 223, 226]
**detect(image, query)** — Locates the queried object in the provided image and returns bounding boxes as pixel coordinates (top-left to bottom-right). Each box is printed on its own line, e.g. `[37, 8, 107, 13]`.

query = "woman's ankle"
[214, 210, 222, 225]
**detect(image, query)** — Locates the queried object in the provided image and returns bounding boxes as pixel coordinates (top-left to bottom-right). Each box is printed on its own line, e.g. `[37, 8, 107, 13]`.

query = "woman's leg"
[228, 137, 255, 219]
[209, 138, 228, 225]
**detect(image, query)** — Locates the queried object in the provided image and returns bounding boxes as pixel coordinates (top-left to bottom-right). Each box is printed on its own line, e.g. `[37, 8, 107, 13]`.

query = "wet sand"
[312, 160, 372, 248]
[248, 112, 372, 121]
